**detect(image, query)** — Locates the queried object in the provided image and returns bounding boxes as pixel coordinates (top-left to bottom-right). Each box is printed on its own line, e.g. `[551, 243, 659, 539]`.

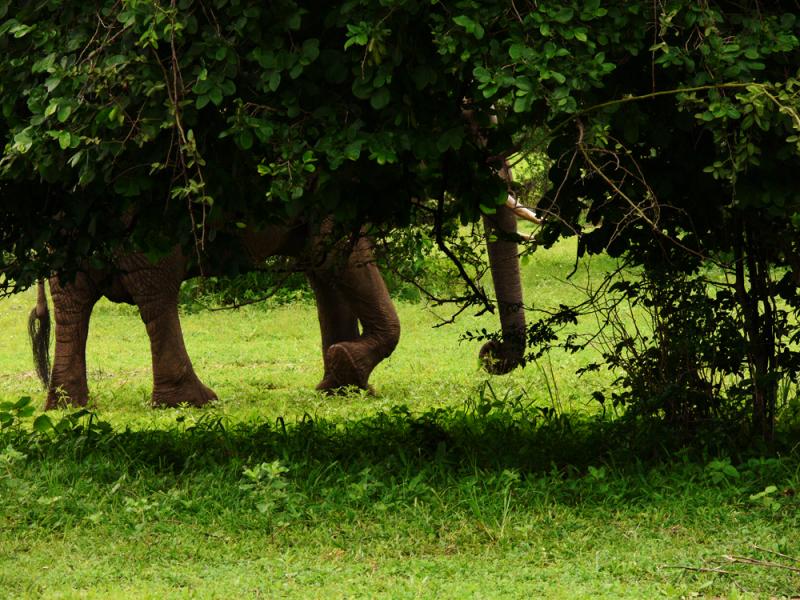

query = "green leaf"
[370, 87, 391, 110]
[513, 96, 531, 113]
[57, 104, 72, 123]
[286, 11, 302, 30]
[8, 22, 34, 38]
[301, 38, 320, 63]
[32, 53, 56, 74]
[12, 128, 33, 153]
[221, 79, 236, 95]
[268, 71, 281, 92]
[473, 66, 492, 82]
[436, 127, 463, 152]
[44, 77, 61, 93]
[238, 130, 253, 150]
[551, 7, 575, 24]
[744, 47, 760, 60]
[68, 150, 84, 168]
[58, 131, 72, 150]
[33, 414, 54, 433]
[193, 78, 211, 95]
[13, 396, 31, 410]
[508, 44, 526, 61]
[344, 141, 363, 161]
[453, 15, 484, 39]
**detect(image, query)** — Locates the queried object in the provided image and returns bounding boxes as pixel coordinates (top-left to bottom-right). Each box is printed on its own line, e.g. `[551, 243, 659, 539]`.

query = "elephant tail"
[28, 279, 51, 388]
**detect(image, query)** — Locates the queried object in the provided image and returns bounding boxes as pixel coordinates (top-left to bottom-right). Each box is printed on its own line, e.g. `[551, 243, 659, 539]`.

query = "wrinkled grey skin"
[31, 208, 525, 410]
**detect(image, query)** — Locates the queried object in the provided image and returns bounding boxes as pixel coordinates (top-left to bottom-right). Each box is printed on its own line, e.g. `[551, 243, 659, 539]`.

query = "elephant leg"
[307, 272, 360, 390]
[118, 252, 216, 408]
[312, 237, 400, 390]
[46, 274, 100, 409]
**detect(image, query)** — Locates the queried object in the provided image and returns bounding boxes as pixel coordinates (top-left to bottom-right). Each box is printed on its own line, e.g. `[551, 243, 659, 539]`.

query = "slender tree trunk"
[733, 218, 776, 442]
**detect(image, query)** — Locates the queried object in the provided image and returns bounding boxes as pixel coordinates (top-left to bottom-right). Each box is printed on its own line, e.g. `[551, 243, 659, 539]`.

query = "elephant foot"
[317, 342, 372, 392]
[316, 376, 375, 396]
[152, 377, 217, 408]
[45, 384, 89, 411]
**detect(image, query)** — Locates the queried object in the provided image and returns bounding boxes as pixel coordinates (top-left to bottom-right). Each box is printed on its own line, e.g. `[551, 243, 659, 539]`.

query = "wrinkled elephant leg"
[118, 252, 217, 408]
[307, 272, 360, 390]
[312, 237, 400, 391]
[46, 274, 100, 409]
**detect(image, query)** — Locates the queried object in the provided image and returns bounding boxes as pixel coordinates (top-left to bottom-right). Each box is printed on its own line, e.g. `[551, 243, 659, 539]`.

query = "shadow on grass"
[6, 383, 798, 479]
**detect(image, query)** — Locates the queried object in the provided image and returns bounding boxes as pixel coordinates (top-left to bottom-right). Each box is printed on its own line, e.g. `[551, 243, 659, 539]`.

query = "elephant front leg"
[311, 237, 400, 391]
[307, 272, 360, 391]
[46, 275, 99, 409]
[119, 254, 217, 408]
[143, 306, 217, 408]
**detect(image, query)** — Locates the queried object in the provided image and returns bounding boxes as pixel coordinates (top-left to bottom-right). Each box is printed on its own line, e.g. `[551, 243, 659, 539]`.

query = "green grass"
[1, 239, 799, 598]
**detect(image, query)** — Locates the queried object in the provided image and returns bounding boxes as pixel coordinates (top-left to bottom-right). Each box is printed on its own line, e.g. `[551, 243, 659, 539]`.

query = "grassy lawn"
[1, 240, 799, 598]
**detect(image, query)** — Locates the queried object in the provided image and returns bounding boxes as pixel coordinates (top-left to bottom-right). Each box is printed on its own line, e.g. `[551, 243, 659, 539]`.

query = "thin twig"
[723, 555, 800, 573]
[433, 196, 493, 316]
[663, 565, 734, 575]
[662, 564, 746, 592]
[751, 544, 800, 564]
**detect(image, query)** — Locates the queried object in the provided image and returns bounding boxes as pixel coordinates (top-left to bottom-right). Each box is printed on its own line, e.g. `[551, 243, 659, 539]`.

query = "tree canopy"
[0, 0, 654, 287]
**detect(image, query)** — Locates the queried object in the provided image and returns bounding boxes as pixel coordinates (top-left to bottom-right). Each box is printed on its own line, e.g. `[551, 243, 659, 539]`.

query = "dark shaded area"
[5, 389, 799, 481]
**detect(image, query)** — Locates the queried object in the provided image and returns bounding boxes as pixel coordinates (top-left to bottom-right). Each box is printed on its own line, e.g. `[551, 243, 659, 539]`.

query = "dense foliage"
[534, 3, 800, 438]
[0, 0, 650, 287]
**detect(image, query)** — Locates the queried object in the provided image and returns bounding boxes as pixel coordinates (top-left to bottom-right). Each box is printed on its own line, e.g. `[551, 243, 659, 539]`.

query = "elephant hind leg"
[46, 274, 100, 410]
